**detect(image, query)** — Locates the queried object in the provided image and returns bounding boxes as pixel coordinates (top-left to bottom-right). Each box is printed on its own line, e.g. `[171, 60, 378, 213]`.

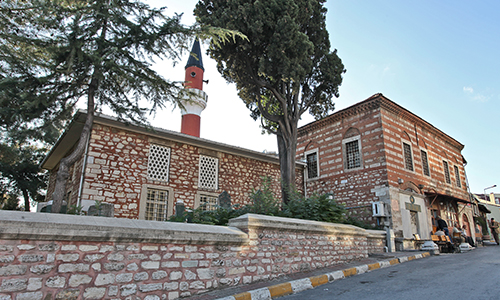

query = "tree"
[195, 0, 345, 203]
[0, 143, 48, 211]
[1, 0, 241, 213]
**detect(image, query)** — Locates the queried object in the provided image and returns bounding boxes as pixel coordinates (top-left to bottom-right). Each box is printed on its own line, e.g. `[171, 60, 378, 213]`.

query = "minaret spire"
[180, 38, 207, 137]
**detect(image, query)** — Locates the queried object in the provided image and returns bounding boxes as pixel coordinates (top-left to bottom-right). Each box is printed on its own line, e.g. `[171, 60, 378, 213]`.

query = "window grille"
[443, 161, 451, 184]
[145, 188, 168, 221]
[454, 165, 461, 188]
[199, 194, 218, 211]
[421, 150, 430, 176]
[345, 140, 361, 169]
[147, 144, 171, 181]
[306, 152, 318, 179]
[403, 142, 413, 171]
[199, 155, 218, 190]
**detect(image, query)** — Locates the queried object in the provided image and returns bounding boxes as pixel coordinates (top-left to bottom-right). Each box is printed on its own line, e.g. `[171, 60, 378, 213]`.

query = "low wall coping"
[0, 211, 248, 245]
[229, 214, 385, 237]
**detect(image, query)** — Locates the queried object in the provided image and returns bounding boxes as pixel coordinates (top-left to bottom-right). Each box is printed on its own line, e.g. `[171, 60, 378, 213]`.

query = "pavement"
[188, 250, 433, 300]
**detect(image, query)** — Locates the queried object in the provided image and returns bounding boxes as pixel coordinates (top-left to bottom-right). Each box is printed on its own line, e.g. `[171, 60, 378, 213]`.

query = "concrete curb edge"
[215, 252, 431, 300]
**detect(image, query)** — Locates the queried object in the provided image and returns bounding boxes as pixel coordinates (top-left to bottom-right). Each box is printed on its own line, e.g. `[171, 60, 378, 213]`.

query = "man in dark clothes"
[436, 216, 453, 243]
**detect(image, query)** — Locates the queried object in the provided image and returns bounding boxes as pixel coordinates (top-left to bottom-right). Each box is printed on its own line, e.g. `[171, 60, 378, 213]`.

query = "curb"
[215, 252, 431, 300]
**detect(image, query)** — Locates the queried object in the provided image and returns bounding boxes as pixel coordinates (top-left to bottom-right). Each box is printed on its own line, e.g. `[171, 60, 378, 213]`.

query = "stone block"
[0, 278, 27, 292]
[27, 278, 42, 291]
[46, 276, 65, 288]
[15, 292, 43, 300]
[69, 274, 93, 287]
[83, 287, 106, 299]
[0, 265, 27, 276]
[95, 274, 116, 286]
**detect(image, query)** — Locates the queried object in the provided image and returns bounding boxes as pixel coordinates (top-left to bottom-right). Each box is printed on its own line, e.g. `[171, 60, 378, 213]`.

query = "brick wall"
[297, 95, 469, 226]
[297, 101, 388, 223]
[0, 211, 385, 300]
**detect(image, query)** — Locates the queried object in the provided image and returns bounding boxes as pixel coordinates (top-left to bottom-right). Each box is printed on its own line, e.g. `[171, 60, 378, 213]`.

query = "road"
[279, 246, 500, 300]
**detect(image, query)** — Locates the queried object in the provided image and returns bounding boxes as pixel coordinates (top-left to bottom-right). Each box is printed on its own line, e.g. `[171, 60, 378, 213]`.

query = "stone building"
[296, 93, 473, 247]
[41, 111, 303, 219]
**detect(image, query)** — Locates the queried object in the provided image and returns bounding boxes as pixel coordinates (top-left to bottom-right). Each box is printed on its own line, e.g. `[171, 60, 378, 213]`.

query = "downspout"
[76, 130, 91, 208]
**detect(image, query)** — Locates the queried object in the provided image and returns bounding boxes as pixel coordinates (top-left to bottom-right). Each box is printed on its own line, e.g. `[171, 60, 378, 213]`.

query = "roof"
[185, 39, 204, 71]
[298, 93, 465, 151]
[41, 110, 304, 170]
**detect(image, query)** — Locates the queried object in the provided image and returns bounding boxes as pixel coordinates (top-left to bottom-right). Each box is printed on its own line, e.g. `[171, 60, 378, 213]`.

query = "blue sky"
[147, 0, 499, 194]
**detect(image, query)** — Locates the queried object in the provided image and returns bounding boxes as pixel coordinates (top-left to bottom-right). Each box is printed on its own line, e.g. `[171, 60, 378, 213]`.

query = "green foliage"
[195, 0, 345, 203]
[66, 204, 83, 215]
[0, 191, 21, 211]
[281, 193, 346, 224]
[169, 177, 374, 228]
[0, 143, 48, 211]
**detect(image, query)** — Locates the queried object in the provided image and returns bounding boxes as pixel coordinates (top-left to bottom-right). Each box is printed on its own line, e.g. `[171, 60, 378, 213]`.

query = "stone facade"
[0, 211, 386, 300]
[42, 112, 304, 219]
[297, 94, 473, 243]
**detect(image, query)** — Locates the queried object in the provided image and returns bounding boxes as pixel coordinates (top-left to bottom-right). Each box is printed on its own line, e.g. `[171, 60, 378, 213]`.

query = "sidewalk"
[188, 251, 432, 300]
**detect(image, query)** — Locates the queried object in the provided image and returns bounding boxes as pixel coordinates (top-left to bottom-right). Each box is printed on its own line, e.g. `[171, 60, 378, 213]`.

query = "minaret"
[180, 39, 207, 137]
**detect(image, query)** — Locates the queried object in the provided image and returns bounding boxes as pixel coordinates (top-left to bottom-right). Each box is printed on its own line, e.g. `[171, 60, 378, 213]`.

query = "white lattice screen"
[147, 144, 171, 181]
[198, 155, 218, 190]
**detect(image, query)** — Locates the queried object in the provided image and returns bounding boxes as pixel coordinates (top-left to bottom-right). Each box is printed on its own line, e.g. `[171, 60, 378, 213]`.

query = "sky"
[141, 0, 500, 194]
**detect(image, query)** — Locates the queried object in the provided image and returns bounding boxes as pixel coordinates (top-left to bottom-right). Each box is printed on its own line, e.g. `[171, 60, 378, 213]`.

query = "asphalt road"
[279, 246, 500, 300]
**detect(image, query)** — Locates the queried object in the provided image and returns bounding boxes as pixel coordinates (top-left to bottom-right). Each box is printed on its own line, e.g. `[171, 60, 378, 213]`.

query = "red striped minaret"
[180, 39, 207, 137]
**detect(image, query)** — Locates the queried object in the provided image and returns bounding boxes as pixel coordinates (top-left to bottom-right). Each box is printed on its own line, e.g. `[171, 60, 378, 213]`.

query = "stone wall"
[45, 121, 304, 219]
[0, 211, 386, 300]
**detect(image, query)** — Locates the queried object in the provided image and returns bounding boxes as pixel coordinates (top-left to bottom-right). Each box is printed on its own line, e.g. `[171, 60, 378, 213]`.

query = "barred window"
[145, 188, 168, 221]
[454, 165, 461, 188]
[421, 150, 430, 176]
[403, 142, 413, 171]
[306, 151, 319, 179]
[147, 144, 171, 181]
[199, 155, 218, 190]
[443, 161, 451, 184]
[199, 194, 218, 211]
[345, 140, 361, 169]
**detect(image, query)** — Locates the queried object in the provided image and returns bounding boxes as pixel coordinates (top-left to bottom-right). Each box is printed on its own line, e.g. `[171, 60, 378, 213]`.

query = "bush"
[168, 177, 372, 228]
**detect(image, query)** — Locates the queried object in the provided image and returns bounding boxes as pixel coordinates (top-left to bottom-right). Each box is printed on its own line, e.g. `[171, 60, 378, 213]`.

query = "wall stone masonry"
[0, 211, 385, 300]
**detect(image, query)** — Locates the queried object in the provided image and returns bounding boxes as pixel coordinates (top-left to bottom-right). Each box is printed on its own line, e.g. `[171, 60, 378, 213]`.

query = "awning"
[478, 204, 491, 213]
[425, 192, 471, 204]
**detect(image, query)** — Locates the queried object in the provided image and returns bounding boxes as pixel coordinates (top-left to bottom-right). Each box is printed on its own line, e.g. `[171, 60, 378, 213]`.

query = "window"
[145, 188, 169, 221]
[454, 165, 461, 188]
[421, 150, 430, 176]
[147, 144, 171, 181]
[305, 150, 319, 179]
[443, 161, 451, 184]
[199, 155, 218, 190]
[344, 139, 361, 170]
[199, 194, 218, 211]
[403, 142, 413, 171]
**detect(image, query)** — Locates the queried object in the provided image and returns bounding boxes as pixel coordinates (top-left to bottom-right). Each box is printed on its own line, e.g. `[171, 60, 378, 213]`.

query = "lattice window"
[306, 151, 318, 179]
[443, 161, 451, 184]
[145, 188, 168, 221]
[421, 150, 430, 176]
[199, 194, 218, 211]
[345, 140, 361, 169]
[454, 165, 461, 188]
[403, 142, 413, 171]
[199, 155, 218, 190]
[147, 144, 170, 181]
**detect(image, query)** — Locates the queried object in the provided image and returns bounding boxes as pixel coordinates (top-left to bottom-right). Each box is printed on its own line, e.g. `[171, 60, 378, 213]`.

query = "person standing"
[436, 216, 453, 243]
[489, 218, 500, 245]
